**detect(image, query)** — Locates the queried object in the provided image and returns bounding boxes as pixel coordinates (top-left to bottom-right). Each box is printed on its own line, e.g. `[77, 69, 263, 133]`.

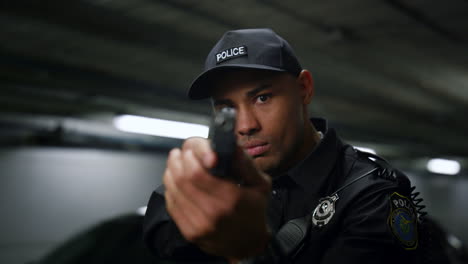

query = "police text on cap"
[215, 46, 247, 64]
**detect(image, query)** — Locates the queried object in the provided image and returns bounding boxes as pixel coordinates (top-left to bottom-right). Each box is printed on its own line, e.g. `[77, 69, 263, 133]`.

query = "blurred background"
[1, 0, 468, 263]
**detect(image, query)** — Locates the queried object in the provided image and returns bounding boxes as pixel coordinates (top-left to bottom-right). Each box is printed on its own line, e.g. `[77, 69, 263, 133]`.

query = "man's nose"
[236, 108, 260, 136]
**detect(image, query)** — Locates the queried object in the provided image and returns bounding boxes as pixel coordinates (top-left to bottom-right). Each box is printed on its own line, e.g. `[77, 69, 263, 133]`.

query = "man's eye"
[256, 94, 271, 103]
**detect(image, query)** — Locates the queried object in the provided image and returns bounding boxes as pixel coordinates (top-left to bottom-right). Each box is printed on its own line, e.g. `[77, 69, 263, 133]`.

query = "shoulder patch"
[388, 192, 418, 250]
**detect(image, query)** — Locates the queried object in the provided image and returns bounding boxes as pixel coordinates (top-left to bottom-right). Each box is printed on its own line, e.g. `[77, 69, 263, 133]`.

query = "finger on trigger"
[182, 149, 209, 183]
[167, 149, 183, 178]
[182, 137, 217, 169]
[166, 148, 181, 168]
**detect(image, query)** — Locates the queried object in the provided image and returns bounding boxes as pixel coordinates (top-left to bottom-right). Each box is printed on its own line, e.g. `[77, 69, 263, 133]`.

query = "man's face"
[211, 69, 309, 176]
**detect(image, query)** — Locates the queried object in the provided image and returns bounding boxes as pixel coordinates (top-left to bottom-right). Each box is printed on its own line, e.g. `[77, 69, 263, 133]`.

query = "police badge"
[388, 192, 418, 250]
[312, 194, 339, 228]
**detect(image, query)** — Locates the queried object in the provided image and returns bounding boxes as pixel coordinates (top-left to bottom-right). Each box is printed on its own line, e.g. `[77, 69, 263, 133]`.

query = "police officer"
[143, 28, 425, 263]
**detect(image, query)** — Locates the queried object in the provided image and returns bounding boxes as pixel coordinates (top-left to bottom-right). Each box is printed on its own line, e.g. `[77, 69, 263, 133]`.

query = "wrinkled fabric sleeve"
[142, 185, 224, 262]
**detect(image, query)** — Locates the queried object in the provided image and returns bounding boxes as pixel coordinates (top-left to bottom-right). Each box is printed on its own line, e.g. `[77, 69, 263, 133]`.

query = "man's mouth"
[242, 141, 270, 157]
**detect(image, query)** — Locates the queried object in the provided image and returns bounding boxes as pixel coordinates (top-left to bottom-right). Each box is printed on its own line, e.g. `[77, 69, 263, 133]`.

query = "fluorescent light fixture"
[114, 115, 209, 139]
[427, 158, 460, 175]
[136, 206, 147, 216]
[354, 146, 376, 155]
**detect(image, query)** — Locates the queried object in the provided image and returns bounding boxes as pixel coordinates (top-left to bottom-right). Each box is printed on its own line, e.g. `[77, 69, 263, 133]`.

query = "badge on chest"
[312, 193, 339, 228]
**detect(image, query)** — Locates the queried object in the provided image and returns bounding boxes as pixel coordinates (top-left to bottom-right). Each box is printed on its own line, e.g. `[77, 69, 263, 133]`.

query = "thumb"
[232, 146, 271, 189]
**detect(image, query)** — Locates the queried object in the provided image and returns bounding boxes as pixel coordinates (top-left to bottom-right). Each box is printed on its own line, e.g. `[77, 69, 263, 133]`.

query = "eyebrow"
[246, 83, 272, 98]
[213, 83, 273, 107]
[213, 98, 232, 107]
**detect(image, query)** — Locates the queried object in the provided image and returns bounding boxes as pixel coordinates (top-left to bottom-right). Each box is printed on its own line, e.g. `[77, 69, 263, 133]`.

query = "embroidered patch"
[388, 192, 418, 250]
[215, 46, 247, 64]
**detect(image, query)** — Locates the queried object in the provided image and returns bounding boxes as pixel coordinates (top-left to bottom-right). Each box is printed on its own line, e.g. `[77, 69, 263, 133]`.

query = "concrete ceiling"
[1, 0, 468, 170]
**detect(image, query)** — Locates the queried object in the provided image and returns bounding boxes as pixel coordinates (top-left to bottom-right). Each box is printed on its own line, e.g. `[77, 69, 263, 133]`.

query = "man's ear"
[297, 70, 314, 105]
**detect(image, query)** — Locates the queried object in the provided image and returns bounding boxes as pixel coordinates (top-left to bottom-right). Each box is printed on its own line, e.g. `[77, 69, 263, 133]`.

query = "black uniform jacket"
[143, 119, 421, 263]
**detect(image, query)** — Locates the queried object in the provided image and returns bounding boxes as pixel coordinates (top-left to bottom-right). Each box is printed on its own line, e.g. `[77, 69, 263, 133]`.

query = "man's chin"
[252, 156, 277, 174]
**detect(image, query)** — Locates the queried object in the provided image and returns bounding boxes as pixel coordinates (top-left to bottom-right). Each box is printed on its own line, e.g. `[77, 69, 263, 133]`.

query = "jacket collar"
[281, 118, 343, 196]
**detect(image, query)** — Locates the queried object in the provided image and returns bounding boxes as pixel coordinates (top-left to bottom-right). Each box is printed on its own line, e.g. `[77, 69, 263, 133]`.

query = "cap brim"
[188, 64, 286, 100]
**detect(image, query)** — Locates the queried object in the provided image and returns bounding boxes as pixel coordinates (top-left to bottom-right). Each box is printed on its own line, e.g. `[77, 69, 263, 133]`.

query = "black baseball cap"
[188, 28, 303, 99]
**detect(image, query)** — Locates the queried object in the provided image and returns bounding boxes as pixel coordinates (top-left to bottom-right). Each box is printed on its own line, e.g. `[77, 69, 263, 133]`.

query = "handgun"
[209, 107, 239, 183]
